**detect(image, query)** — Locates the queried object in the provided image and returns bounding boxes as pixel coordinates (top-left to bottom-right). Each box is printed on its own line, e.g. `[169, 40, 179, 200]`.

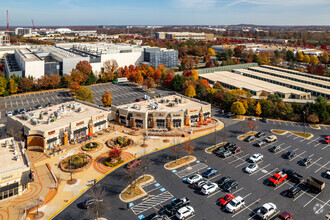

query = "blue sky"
[0, 0, 329, 26]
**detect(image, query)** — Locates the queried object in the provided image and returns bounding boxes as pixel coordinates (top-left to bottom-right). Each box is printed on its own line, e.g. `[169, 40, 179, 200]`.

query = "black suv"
[282, 151, 295, 159]
[213, 147, 225, 155]
[216, 176, 231, 188]
[269, 145, 281, 153]
[171, 197, 190, 209]
[287, 186, 301, 198]
[299, 157, 312, 166]
[255, 132, 266, 138]
[224, 142, 236, 150]
[246, 135, 256, 142]
[223, 180, 238, 192]
[282, 168, 304, 183]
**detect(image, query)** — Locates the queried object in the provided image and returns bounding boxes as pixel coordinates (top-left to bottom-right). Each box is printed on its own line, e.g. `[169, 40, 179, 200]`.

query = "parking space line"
[175, 163, 208, 178]
[307, 137, 319, 145]
[5, 102, 6, 108]
[208, 174, 221, 181]
[323, 126, 327, 130]
[293, 136, 300, 140]
[275, 145, 291, 155]
[306, 157, 322, 169]
[287, 133, 293, 137]
[228, 154, 249, 164]
[10, 101, 13, 107]
[146, 186, 162, 194]
[315, 199, 330, 213]
[290, 151, 305, 161]
[321, 144, 329, 150]
[257, 168, 278, 181]
[297, 124, 301, 127]
[300, 138, 306, 142]
[314, 161, 330, 173]
[292, 148, 299, 152]
[303, 192, 321, 208]
[234, 161, 248, 168]
[249, 164, 270, 176]
[232, 198, 261, 218]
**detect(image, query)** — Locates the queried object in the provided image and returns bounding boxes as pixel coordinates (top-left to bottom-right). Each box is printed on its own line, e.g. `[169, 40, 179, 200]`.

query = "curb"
[164, 156, 196, 170]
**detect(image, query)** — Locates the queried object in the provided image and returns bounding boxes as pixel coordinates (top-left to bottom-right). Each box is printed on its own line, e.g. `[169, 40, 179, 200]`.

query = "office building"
[0, 137, 34, 201]
[155, 32, 214, 41]
[143, 48, 178, 68]
[15, 28, 32, 36]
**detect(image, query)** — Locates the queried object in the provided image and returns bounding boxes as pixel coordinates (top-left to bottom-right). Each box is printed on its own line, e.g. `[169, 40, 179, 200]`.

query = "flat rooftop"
[11, 101, 108, 132]
[117, 95, 209, 113]
[249, 66, 330, 88]
[200, 71, 308, 96]
[31, 46, 84, 59]
[16, 48, 42, 62]
[71, 43, 147, 55]
[0, 138, 29, 174]
[236, 69, 330, 95]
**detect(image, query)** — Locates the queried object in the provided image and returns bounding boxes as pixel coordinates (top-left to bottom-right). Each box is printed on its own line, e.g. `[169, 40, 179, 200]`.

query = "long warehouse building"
[234, 69, 330, 99]
[200, 71, 311, 99]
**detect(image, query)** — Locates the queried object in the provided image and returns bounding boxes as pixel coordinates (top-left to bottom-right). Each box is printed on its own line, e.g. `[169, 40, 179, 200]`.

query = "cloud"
[176, 0, 217, 9]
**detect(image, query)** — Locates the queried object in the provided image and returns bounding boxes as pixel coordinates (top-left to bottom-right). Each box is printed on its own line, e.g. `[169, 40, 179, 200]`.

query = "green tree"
[315, 96, 329, 122]
[171, 75, 184, 91]
[259, 99, 274, 118]
[230, 101, 246, 115]
[74, 86, 95, 103]
[286, 50, 295, 62]
[0, 77, 8, 95]
[86, 72, 97, 85]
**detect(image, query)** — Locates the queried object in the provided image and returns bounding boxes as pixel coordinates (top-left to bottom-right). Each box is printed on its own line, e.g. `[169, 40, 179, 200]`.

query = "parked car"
[36, 104, 42, 109]
[175, 206, 194, 219]
[299, 157, 312, 166]
[256, 140, 267, 147]
[231, 146, 242, 154]
[224, 142, 236, 150]
[135, 98, 142, 102]
[193, 180, 208, 189]
[244, 163, 258, 174]
[83, 198, 103, 209]
[282, 168, 304, 183]
[250, 116, 256, 121]
[213, 147, 225, 155]
[226, 112, 234, 117]
[223, 180, 238, 192]
[249, 153, 263, 163]
[266, 135, 277, 143]
[323, 136, 330, 144]
[279, 211, 293, 220]
[269, 171, 287, 187]
[45, 102, 52, 107]
[171, 197, 190, 209]
[19, 108, 26, 114]
[219, 194, 235, 206]
[287, 186, 301, 198]
[164, 204, 180, 216]
[282, 151, 295, 159]
[202, 168, 218, 178]
[13, 109, 19, 115]
[201, 183, 218, 195]
[257, 203, 277, 219]
[256, 132, 266, 138]
[187, 174, 203, 184]
[216, 176, 231, 188]
[225, 196, 245, 213]
[6, 111, 13, 117]
[326, 170, 330, 179]
[220, 150, 232, 158]
[269, 145, 281, 153]
[262, 117, 268, 123]
[125, 159, 142, 169]
[246, 135, 256, 142]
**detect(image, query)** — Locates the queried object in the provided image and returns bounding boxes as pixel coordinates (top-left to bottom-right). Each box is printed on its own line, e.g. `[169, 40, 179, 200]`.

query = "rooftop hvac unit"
[55, 110, 62, 118]
[166, 99, 170, 103]
[77, 107, 84, 112]
[30, 118, 39, 125]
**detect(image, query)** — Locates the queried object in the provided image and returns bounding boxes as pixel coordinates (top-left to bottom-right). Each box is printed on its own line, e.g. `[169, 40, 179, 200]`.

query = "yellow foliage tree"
[191, 69, 199, 80]
[230, 101, 246, 115]
[185, 85, 196, 98]
[135, 70, 144, 84]
[296, 51, 304, 62]
[310, 55, 319, 64]
[319, 51, 329, 64]
[9, 78, 18, 94]
[102, 89, 112, 106]
[208, 48, 216, 56]
[302, 55, 310, 63]
[254, 102, 262, 116]
[0, 77, 7, 95]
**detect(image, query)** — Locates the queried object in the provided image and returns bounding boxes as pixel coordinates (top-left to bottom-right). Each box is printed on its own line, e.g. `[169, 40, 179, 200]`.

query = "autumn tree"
[183, 140, 194, 160]
[20, 77, 34, 92]
[102, 89, 112, 106]
[170, 144, 183, 161]
[191, 69, 199, 80]
[74, 86, 94, 103]
[302, 55, 310, 63]
[310, 55, 319, 65]
[254, 102, 262, 116]
[307, 114, 319, 125]
[143, 77, 156, 89]
[103, 59, 119, 82]
[0, 77, 7, 95]
[108, 147, 122, 161]
[153, 69, 162, 83]
[76, 61, 92, 74]
[319, 51, 329, 64]
[163, 72, 174, 88]
[181, 56, 195, 70]
[231, 101, 246, 115]
[295, 51, 304, 62]
[208, 48, 216, 56]
[135, 70, 144, 84]
[48, 74, 61, 89]
[69, 82, 81, 94]
[71, 69, 87, 85]
[185, 85, 196, 98]
[9, 78, 18, 94]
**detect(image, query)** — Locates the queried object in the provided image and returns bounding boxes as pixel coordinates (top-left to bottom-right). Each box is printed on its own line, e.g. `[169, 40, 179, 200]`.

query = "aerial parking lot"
[55, 112, 329, 220]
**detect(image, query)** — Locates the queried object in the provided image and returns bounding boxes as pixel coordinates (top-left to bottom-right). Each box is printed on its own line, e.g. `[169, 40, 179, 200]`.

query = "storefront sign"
[158, 113, 165, 116]
[76, 121, 84, 126]
[136, 113, 142, 117]
[2, 175, 13, 180]
[173, 114, 181, 117]
[48, 130, 55, 135]
[189, 109, 198, 112]
[96, 114, 104, 120]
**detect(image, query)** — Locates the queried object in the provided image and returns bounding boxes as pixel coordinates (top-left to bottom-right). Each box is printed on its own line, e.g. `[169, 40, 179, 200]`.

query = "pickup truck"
[125, 159, 142, 169]
[306, 176, 325, 193]
[282, 168, 304, 183]
[269, 171, 287, 186]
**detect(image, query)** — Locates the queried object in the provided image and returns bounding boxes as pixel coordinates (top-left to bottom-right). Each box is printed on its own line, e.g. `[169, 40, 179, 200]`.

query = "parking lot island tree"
[183, 140, 195, 161]
[307, 114, 319, 125]
[102, 89, 112, 107]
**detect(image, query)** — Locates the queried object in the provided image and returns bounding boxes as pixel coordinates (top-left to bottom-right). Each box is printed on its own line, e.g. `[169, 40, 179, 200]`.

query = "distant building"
[143, 48, 178, 68]
[0, 137, 34, 201]
[155, 32, 214, 41]
[54, 28, 72, 34]
[0, 34, 10, 46]
[15, 28, 32, 36]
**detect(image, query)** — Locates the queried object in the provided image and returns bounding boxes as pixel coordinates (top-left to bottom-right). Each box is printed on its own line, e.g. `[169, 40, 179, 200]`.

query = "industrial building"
[15, 28, 32, 36]
[200, 71, 311, 99]
[7, 100, 110, 152]
[155, 32, 214, 41]
[234, 68, 330, 99]
[0, 137, 34, 201]
[112, 95, 211, 130]
[0, 34, 10, 46]
[4, 43, 178, 78]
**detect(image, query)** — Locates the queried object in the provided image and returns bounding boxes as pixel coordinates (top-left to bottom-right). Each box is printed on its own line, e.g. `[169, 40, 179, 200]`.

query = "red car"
[231, 146, 242, 154]
[219, 194, 235, 206]
[136, 98, 142, 102]
[323, 136, 330, 144]
[279, 211, 293, 220]
[125, 159, 142, 169]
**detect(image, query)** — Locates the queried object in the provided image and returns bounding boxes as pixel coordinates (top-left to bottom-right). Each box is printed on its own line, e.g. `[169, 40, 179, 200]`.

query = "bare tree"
[220, 128, 229, 143]
[125, 166, 141, 194]
[183, 139, 195, 160]
[170, 144, 183, 162]
[86, 186, 108, 219]
[138, 158, 152, 180]
[103, 59, 119, 81]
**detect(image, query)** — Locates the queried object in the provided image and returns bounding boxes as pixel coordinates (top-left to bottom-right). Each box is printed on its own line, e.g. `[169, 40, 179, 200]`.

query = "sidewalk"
[27, 120, 224, 220]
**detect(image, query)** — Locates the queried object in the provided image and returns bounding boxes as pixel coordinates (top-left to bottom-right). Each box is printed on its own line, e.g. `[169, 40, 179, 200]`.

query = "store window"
[135, 119, 143, 128]
[190, 115, 199, 123]
[173, 119, 181, 128]
[156, 119, 166, 129]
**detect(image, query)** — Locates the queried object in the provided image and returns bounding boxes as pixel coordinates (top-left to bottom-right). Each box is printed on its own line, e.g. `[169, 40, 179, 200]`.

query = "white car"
[244, 163, 258, 174]
[201, 183, 218, 195]
[6, 111, 13, 117]
[257, 202, 277, 219]
[176, 206, 194, 219]
[249, 153, 263, 163]
[225, 196, 245, 213]
[187, 174, 202, 184]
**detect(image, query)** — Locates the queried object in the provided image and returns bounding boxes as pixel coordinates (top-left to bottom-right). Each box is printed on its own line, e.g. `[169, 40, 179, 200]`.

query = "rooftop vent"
[30, 118, 39, 125]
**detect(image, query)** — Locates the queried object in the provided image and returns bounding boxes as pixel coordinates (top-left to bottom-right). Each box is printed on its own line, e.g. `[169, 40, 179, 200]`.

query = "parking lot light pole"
[303, 111, 306, 134]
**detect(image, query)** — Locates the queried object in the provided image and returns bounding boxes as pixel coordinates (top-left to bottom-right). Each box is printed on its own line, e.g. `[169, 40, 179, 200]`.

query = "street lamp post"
[303, 111, 306, 134]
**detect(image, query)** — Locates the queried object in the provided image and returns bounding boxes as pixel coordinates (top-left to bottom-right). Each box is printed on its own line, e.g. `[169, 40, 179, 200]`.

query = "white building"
[15, 28, 32, 36]
[14, 48, 45, 78]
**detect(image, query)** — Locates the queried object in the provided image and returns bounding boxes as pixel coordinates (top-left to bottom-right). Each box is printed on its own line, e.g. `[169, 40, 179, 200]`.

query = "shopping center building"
[0, 137, 33, 201]
[112, 95, 211, 130]
[7, 100, 110, 152]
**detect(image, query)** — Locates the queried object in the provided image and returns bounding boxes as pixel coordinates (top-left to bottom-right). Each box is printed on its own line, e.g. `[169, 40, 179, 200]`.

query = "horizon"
[1, 0, 329, 26]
